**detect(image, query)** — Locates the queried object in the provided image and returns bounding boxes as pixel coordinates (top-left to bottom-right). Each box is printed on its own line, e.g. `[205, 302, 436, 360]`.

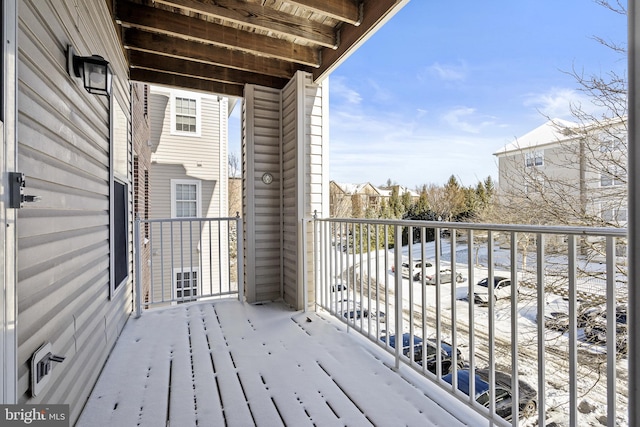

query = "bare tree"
[228, 152, 240, 178]
[423, 176, 467, 221]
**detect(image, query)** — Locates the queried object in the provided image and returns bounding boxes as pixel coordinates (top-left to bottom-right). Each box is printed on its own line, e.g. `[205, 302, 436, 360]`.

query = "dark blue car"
[380, 333, 464, 374]
[443, 369, 537, 421]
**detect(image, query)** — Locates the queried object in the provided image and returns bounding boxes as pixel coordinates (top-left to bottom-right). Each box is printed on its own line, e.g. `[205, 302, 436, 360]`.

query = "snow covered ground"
[326, 239, 628, 426]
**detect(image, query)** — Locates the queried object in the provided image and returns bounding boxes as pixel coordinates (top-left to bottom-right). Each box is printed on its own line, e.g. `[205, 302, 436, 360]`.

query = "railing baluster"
[467, 229, 475, 407]
[510, 231, 519, 426]
[237, 215, 243, 301]
[487, 231, 496, 418]
[135, 216, 142, 318]
[435, 227, 442, 379]
[421, 226, 427, 376]
[568, 234, 578, 427]
[536, 233, 546, 424]
[450, 229, 458, 378]
[394, 224, 403, 369]
[384, 224, 390, 349]
[606, 236, 616, 425]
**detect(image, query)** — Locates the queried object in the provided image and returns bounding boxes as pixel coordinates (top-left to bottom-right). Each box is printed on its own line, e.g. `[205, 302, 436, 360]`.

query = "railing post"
[236, 212, 244, 302]
[134, 215, 142, 318]
[394, 224, 403, 370]
[302, 217, 308, 312]
[313, 211, 319, 313]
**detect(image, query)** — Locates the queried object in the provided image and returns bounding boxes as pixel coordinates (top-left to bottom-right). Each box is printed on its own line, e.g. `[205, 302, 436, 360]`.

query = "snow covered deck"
[77, 299, 483, 426]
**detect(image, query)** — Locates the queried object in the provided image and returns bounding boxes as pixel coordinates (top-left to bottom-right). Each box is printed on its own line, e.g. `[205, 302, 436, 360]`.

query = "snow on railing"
[310, 216, 627, 427]
[134, 215, 243, 315]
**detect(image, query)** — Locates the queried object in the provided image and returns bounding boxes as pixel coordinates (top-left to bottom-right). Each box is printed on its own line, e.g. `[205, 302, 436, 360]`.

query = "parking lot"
[324, 247, 628, 426]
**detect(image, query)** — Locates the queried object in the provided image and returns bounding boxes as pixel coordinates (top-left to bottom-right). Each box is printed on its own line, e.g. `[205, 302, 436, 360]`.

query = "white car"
[471, 276, 513, 304]
[393, 259, 436, 281]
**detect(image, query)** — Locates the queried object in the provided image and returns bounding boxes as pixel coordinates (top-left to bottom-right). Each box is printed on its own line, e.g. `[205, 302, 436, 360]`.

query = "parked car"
[424, 338, 465, 374]
[330, 282, 347, 292]
[334, 299, 385, 323]
[583, 304, 627, 353]
[392, 259, 436, 281]
[537, 298, 605, 330]
[380, 333, 464, 374]
[470, 276, 512, 304]
[424, 268, 464, 285]
[541, 311, 570, 331]
[538, 297, 570, 331]
[443, 368, 537, 421]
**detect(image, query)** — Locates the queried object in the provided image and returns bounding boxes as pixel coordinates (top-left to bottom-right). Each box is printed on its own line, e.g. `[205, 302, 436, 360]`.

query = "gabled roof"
[109, 0, 409, 97]
[332, 182, 380, 195]
[377, 186, 419, 198]
[493, 118, 579, 156]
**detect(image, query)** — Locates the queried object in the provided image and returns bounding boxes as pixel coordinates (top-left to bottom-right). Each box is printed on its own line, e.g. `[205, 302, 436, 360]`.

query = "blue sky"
[231, 1, 627, 189]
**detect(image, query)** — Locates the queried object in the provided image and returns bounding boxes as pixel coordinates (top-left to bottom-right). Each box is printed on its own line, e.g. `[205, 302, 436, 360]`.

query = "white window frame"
[171, 179, 201, 218]
[170, 92, 201, 137]
[601, 204, 628, 223]
[110, 96, 130, 299]
[172, 267, 199, 303]
[525, 150, 544, 168]
[600, 165, 626, 187]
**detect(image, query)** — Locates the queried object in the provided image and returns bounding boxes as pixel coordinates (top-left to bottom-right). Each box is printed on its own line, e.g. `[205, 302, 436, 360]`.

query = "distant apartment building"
[330, 181, 419, 217]
[148, 86, 231, 302]
[494, 118, 627, 228]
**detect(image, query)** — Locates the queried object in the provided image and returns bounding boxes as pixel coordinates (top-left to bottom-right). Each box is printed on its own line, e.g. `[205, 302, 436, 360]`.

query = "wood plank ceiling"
[109, 0, 407, 97]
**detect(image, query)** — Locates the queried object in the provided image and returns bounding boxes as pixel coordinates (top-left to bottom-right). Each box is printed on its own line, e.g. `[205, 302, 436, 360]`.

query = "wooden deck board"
[78, 300, 478, 427]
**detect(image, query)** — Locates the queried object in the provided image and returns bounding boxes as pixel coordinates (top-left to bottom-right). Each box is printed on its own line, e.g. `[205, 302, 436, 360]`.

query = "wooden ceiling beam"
[128, 50, 289, 88]
[286, 0, 361, 26]
[130, 68, 245, 97]
[116, 0, 320, 67]
[123, 28, 303, 79]
[153, 0, 338, 48]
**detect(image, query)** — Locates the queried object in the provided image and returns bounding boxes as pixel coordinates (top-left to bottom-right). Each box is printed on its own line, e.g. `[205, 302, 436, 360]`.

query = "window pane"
[175, 97, 197, 133]
[618, 209, 628, 221]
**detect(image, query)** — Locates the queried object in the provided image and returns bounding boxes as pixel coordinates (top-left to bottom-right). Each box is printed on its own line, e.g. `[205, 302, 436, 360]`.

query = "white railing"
[134, 215, 243, 315]
[311, 216, 628, 427]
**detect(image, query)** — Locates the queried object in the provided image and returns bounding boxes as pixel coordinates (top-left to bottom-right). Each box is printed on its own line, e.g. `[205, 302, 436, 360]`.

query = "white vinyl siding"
[149, 87, 228, 303]
[17, 0, 132, 422]
[243, 73, 327, 309]
[243, 85, 282, 303]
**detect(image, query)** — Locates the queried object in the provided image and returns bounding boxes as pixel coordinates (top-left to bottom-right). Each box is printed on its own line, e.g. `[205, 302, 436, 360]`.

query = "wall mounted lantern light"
[67, 45, 112, 96]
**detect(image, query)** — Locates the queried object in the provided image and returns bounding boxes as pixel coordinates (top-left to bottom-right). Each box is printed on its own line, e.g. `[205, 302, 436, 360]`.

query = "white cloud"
[329, 103, 500, 188]
[426, 61, 467, 81]
[330, 76, 362, 105]
[440, 107, 497, 134]
[522, 87, 608, 119]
